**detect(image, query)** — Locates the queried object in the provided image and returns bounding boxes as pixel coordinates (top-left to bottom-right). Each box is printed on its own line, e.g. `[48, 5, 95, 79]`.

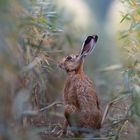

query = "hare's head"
[59, 54, 80, 73]
[59, 35, 98, 73]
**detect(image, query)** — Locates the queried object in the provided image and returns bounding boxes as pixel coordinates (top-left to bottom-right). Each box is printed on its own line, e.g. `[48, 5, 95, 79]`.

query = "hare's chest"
[63, 77, 88, 102]
[75, 77, 92, 93]
[63, 80, 78, 105]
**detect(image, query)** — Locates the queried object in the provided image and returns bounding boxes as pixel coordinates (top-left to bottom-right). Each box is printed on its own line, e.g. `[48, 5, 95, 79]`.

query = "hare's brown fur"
[64, 72, 102, 129]
[59, 55, 102, 134]
[59, 35, 101, 134]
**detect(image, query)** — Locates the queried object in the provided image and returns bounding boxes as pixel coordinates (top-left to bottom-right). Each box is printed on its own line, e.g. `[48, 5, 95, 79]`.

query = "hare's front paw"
[64, 104, 77, 114]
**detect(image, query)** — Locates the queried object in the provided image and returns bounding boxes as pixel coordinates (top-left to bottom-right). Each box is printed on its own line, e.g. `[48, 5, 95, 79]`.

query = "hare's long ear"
[79, 35, 98, 58]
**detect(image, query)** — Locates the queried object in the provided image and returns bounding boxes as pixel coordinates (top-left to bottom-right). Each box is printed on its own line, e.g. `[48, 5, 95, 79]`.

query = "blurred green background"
[0, 0, 140, 140]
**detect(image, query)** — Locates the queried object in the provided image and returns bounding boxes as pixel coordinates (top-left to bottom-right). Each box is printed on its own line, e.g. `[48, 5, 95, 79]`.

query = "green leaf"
[120, 14, 129, 23]
[119, 34, 128, 40]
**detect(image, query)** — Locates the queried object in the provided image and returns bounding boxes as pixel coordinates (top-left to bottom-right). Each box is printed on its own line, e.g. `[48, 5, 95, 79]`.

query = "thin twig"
[39, 101, 63, 112]
[114, 120, 128, 140]
[101, 93, 131, 125]
[22, 101, 63, 117]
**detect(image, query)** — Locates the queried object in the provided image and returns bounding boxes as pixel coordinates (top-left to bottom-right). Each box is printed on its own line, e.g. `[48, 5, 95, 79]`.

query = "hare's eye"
[76, 55, 79, 58]
[66, 56, 72, 61]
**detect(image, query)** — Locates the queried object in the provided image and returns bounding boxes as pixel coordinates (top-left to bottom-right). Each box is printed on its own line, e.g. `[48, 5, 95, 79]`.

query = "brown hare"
[59, 35, 102, 135]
